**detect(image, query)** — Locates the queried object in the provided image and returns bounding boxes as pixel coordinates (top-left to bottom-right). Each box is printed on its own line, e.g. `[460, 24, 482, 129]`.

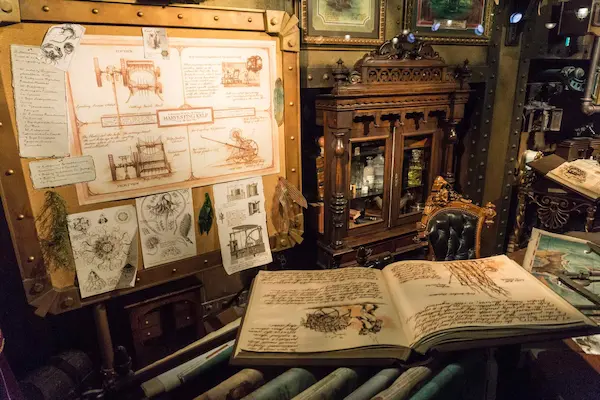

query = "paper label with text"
[29, 156, 96, 189]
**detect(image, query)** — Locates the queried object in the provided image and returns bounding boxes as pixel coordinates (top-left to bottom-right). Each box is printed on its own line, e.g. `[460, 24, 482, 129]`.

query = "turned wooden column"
[329, 128, 348, 249]
[586, 204, 597, 232]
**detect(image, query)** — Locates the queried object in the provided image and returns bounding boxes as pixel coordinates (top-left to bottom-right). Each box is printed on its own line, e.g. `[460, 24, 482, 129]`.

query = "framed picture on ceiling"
[404, 0, 494, 44]
[301, 0, 387, 46]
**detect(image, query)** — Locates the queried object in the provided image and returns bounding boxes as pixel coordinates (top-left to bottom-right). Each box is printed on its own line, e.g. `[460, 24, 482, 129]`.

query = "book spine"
[291, 368, 359, 400]
[241, 368, 317, 400]
[371, 366, 433, 400]
[343, 368, 402, 400]
[195, 368, 264, 400]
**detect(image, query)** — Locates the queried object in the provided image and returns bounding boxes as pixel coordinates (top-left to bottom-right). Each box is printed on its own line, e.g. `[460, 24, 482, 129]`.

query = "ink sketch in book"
[213, 177, 272, 275]
[136, 188, 197, 268]
[524, 228, 600, 307]
[66, 35, 279, 204]
[67, 205, 138, 298]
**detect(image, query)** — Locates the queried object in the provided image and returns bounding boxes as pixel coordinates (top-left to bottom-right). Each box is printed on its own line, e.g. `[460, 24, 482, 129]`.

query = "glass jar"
[362, 157, 375, 193]
[407, 149, 424, 188]
[373, 153, 385, 192]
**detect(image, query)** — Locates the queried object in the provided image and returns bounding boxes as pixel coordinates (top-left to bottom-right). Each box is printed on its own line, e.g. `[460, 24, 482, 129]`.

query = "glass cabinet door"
[391, 130, 441, 224]
[348, 139, 388, 231]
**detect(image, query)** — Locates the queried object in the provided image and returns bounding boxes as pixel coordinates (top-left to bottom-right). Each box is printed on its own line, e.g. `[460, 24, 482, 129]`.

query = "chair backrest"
[417, 177, 497, 260]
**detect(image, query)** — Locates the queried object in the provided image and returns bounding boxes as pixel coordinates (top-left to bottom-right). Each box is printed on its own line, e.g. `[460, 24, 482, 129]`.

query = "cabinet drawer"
[138, 325, 162, 341]
[137, 310, 160, 330]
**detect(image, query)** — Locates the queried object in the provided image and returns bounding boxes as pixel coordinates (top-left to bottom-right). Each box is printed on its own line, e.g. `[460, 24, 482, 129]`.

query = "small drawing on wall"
[248, 200, 261, 215]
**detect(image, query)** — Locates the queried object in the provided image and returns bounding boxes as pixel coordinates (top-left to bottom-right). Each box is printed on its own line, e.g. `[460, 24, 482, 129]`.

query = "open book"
[232, 256, 597, 365]
[528, 154, 600, 200]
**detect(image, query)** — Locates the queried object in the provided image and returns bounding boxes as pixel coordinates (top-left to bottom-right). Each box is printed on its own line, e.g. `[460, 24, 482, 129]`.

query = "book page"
[237, 268, 408, 353]
[547, 159, 600, 200]
[382, 255, 586, 346]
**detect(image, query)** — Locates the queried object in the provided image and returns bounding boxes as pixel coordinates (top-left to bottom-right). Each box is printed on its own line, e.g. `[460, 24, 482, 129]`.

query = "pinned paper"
[68, 205, 138, 298]
[213, 177, 272, 275]
[11, 45, 69, 158]
[39, 24, 85, 71]
[136, 189, 197, 268]
[142, 27, 170, 59]
[29, 156, 96, 189]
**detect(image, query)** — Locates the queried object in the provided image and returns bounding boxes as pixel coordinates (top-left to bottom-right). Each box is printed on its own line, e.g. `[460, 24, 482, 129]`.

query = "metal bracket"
[0, 0, 19, 25]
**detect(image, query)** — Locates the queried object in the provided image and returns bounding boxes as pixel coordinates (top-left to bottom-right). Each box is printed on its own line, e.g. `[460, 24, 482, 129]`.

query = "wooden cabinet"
[314, 34, 470, 268]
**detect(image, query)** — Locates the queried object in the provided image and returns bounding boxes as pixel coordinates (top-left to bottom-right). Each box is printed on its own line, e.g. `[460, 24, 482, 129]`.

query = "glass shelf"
[349, 139, 387, 229]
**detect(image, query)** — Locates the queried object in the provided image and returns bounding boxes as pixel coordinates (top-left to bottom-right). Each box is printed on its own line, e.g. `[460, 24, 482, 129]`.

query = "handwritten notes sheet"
[11, 45, 69, 158]
[29, 156, 96, 189]
[136, 189, 197, 268]
[213, 177, 272, 275]
[67, 205, 138, 298]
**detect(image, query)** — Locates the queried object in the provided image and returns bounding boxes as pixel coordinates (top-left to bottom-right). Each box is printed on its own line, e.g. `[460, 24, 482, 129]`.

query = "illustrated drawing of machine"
[94, 57, 163, 103]
[108, 137, 172, 181]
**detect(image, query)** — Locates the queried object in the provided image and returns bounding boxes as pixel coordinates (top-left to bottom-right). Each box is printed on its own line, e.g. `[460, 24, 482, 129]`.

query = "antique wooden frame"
[301, 0, 386, 46]
[417, 176, 497, 259]
[404, 0, 494, 45]
[0, 0, 301, 316]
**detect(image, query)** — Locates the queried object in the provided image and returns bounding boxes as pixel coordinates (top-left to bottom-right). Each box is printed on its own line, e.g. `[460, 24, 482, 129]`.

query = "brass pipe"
[582, 35, 600, 115]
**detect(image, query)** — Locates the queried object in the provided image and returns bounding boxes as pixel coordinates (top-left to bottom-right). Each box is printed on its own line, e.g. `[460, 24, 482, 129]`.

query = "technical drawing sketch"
[228, 224, 266, 260]
[248, 201, 261, 215]
[221, 56, 263, 87]
[66, 35, 279, 204]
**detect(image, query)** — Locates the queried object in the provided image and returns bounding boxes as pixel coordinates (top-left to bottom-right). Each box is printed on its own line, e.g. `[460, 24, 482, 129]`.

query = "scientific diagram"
[301, 303, 383, 335]
[445, 260, 509, 298]
[228, 224, 266, 260]
[201, 129, 260, 166]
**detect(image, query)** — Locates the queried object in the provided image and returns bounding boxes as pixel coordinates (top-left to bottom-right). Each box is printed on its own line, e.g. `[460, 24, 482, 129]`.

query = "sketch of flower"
[76, 227, 132, 271]
[144, 236, 160, 255]
[84, 271, 106, 292]
[70, 217, 91, 234]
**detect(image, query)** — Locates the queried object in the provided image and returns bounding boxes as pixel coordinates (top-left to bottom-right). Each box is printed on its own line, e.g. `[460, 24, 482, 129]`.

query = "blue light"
[407, 33, 416, 43]
[474, 24, 484, 35]
[565, 36, 571, 46]
[431, 22, 441, 31]
[509, 12, 523, 24]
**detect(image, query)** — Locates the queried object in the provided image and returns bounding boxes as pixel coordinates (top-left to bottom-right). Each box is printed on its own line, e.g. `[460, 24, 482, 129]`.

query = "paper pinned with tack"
[29, 156, 96, 189]
[142, 27, 170, 60]
[11, 45, 69, 158]
[213, 177, 272, 275]
[68, 205, 138, 299]
[136, 188, 197, 268]
[39, 23, 85, 71]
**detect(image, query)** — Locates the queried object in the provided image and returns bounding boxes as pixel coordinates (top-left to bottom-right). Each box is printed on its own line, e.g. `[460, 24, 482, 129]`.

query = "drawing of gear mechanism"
[202, 129, 260, 164]
[94, 58, 164, 103]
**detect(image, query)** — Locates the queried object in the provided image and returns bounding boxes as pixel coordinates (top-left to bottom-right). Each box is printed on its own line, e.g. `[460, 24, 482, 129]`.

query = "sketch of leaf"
[198, 193, 214, 235]
[179, 213, 193, 244]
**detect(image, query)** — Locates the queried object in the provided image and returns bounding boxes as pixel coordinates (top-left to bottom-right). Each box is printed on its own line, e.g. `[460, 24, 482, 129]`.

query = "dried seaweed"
[37, 190, 74, 271]
[198, 193, 213, 235]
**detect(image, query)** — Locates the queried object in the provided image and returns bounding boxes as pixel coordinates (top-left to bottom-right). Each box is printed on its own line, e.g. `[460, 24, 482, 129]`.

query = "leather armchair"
[417, 177, 496, 261]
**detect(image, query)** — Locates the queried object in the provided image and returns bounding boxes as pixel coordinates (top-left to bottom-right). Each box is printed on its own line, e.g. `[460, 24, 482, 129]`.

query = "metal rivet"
[307, 74, 313, 81]
[0, 122, 3, 127]
[6, 169, 14, 175]
[289, 101, 294, 106]
[42, 5, 50, 12]
[290, 136, 295, 140]
[291, 168, 296, 172]
[145, 320, 149, 325]
[288, 66, 293, 71]
[137, 11, 143, 17]
[172, 268, 177, 273]
[396, 19, 401, 24]
[287, 40, 296, 47]
[204, 259, 208, 264]
[92, 8, 99, 14]
[178, 14, 183, 19]
[214, 15, 219, 21]
[323, 73, 329, 80]
[248, 17, 253, 22]
[27, 256, 35, 262]
[62, 297, 74, 308]
[17, 214, 24, 220]
[32, 282, 44, 294]
[1, 2, 13, 13]
[270, 17, 278, 26]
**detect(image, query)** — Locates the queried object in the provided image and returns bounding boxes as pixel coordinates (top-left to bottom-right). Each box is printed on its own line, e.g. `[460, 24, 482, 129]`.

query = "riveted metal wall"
[462, 2, 504, 205]
[484, 10, 550, 253]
